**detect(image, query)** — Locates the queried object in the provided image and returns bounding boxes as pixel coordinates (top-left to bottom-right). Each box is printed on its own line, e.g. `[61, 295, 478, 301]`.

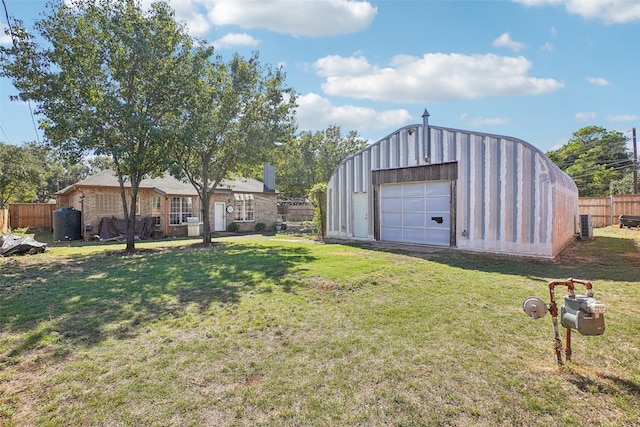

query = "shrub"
[227, 222, 240, 233]
[309, 183, 327, 238]
[255, 222, 267, 232]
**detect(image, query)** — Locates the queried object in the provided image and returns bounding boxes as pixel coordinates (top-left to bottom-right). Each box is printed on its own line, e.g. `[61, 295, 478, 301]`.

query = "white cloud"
[586, 76, 612, 86]
[313, 55, 374, 77]
[492, 33, 525, 52]
[295, 93, 413, 132]
[211, 33, 259, 49]
[314, 53, 564, 103]
[208, 0, 377, 37]
[139, 0, 378, 38]
[1, 24, 12, 46]
[606, 114, 640, 122]
[464, 116, 511, 127]
[513, 0, 640, 24]
[541, 42, 554, 52]
[576, 112, 597, 121]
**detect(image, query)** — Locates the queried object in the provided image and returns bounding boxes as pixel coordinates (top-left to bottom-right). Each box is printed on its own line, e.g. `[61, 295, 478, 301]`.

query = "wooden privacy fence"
[579, 194, 640, 227]
[8, 203, 56, 230]
[277, 203, 315, 222]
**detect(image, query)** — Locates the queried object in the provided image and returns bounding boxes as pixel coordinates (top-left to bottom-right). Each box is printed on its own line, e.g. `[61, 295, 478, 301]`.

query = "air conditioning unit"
[580, 214, 593, 239]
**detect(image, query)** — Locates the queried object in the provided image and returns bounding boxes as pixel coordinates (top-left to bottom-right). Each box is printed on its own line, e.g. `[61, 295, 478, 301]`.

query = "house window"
[234, 194, 254, 222]
[169, 196, 194, 225]
[96, 193, 120, 213]
[151, 196, 161, 226]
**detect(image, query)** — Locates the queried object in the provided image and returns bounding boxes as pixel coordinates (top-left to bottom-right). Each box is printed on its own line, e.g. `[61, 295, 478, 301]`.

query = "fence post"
[610, 195, 614, 226]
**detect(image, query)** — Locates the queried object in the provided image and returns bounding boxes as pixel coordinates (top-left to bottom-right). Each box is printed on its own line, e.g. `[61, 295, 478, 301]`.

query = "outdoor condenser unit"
[580, 214, 593, 239]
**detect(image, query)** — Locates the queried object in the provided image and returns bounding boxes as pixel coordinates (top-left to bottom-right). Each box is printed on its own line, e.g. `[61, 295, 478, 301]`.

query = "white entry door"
[214, 202, 226, 232]
[380, 181, 451, 246]
[353, 193, 368, 238]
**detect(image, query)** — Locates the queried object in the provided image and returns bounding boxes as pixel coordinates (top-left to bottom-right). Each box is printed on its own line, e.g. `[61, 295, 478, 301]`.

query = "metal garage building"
[326, 110, 579, 258]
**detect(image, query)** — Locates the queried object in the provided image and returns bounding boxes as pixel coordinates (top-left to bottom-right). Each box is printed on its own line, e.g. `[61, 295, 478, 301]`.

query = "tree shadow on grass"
[0, 242, 315, 365]
[568, 372, 640, 397]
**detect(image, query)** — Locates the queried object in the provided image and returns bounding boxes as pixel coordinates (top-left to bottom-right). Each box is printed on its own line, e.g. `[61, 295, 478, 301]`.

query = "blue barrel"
[53, 207, 82, 241]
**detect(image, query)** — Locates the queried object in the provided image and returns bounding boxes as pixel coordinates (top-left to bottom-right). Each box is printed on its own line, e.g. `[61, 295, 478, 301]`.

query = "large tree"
[1, 0, 197, 253]
[171, 50, 296, 245]
[547, 126, 633, 197]
[0, 142, 42, 208]
[273, 126, 367, 198]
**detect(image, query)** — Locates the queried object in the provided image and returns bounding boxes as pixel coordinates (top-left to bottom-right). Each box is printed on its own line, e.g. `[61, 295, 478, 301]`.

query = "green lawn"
[1, 228, 639, 426]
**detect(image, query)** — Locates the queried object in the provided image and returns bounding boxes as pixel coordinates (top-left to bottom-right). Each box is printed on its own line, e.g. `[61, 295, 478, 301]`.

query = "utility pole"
[634, 127, 638, 194]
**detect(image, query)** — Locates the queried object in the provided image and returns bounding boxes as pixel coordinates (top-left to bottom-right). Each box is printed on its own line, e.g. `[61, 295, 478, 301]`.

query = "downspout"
[422, 108, 431, 164]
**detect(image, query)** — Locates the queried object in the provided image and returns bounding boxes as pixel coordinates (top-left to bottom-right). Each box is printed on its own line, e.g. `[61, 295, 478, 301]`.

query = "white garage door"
[380, 181, 451, 246]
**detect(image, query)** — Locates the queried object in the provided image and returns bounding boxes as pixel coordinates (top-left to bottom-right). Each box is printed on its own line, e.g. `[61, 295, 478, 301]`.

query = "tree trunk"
[118, 174, 139, 255]
[125, 202, 136, 254]
[201, 191, 212, 246]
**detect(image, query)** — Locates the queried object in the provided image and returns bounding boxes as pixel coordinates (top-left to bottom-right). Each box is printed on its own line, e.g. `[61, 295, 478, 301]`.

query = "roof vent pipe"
[422, 108, 431, 164]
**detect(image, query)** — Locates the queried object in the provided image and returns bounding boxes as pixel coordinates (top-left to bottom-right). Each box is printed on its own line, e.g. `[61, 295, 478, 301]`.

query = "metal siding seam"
[433, 129, 441, 164]
[414, 130, 420, 166]
[529, 150, 536, 244]
[478, 136, 486, 242]
[495, 139, 506, 242]
[339, 165, 346, 235]
[500, 139, 508, 245]
[469, 135, 477, 243]
[484, 136, 492, 245]
[533, 156, 541, 246]
[463, 133, 472, 247]
[346, 159, 354, 236]
[516, 143, 523, 246]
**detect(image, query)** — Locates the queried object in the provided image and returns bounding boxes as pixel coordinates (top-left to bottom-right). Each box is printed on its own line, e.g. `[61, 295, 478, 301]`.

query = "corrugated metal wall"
[327, 122, 579, 258]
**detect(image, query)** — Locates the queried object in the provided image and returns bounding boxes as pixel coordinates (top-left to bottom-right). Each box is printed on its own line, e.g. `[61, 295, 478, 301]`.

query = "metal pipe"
[546, 278, 595, 364]
[422, 109, 430, 164]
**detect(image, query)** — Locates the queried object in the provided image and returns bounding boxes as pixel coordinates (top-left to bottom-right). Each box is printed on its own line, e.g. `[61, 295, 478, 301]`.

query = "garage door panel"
[403, 198, 425, 212]
[404, 213, 425, 228]
[425, 229, 450, 246]
[381, 227, 402, 241]
[426, 181, 450, 196]
[402, 228, 426, 243]
[382, 212, 402, 227]
[403, 183, 424, 197]
[381, 184, 402, 197]
[426, 197, 450, 212]
[427, 214, 450, 229]
[381, 198, 402, 213]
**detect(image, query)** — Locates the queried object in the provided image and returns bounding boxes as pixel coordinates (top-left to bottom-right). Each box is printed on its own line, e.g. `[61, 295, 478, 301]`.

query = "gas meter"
[522, 278, 606, 365]
[561, 293, 606, 336]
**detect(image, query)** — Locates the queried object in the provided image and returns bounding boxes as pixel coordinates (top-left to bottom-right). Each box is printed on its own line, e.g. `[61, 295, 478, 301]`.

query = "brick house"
[54, 169, 279, 238]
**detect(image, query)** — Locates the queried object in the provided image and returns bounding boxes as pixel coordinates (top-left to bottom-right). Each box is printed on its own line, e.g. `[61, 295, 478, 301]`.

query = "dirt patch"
[555, 236, 640, 266]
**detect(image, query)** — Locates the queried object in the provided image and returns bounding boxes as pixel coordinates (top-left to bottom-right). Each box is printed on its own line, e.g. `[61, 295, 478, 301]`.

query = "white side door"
[214, 202, 226, 232]
[353, 192, 369, 238]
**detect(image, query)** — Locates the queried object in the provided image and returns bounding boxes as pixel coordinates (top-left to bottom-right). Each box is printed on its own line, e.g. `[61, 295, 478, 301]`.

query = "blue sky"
[1, 0, 639, 154]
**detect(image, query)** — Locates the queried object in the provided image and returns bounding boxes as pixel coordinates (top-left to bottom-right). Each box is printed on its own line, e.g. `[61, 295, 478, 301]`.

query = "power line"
[0, 124, 11, 144]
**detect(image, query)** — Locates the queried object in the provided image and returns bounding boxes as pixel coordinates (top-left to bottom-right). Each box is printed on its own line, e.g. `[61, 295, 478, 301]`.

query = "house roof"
[55, 169, 267, 196]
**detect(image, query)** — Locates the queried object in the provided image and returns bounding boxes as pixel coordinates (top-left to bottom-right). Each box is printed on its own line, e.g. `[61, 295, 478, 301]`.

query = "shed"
[326, 110, 579, 258]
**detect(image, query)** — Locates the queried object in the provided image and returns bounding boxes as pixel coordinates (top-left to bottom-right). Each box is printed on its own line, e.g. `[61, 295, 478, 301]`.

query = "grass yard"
[1, 227, 639, 426]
